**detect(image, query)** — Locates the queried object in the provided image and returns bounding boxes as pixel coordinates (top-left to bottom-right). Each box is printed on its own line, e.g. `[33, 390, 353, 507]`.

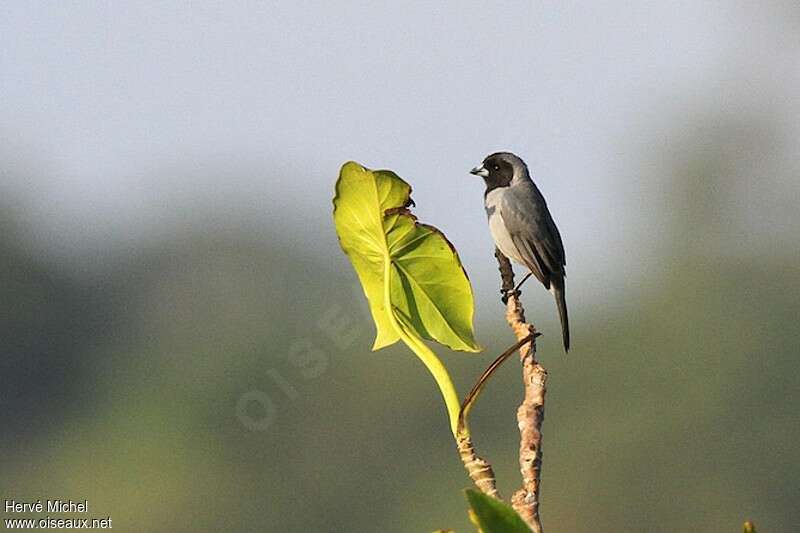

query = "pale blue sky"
[2, 2, 799, 318]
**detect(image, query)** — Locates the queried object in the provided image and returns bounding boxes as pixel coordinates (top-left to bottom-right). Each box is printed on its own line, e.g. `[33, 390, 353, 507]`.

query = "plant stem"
[384, 259, 504, 498]
[496, 248, 547, 533]
[399, 325, 462, 438]
[384, 259, 462, 438]
[456, 434, 500, 498]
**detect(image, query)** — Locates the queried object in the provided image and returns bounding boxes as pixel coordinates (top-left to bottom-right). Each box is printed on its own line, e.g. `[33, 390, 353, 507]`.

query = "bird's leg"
[514, 272, 533, 294]
[502, 272, 533, 303]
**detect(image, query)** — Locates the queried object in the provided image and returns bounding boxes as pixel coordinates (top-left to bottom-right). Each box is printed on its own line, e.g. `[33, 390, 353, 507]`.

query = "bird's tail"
[551, 279, 570, 352]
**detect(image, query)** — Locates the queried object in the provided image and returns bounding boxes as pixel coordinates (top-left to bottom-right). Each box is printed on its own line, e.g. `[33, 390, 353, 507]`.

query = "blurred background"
[2, 2, 799, 532]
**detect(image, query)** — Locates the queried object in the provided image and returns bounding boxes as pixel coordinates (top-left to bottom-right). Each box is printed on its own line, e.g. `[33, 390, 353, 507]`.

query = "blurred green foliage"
[2, 148, 798, 532]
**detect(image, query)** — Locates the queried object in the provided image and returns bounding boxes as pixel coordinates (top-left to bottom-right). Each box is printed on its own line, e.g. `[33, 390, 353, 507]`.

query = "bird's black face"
[471, 154, 514, 192]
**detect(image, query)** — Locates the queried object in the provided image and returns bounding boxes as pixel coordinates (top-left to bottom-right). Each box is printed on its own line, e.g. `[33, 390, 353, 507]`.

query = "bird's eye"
[492, 165, 500, 171]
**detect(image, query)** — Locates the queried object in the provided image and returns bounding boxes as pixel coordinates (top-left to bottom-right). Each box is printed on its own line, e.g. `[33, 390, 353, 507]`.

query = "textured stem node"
[457, 435, 500, 498]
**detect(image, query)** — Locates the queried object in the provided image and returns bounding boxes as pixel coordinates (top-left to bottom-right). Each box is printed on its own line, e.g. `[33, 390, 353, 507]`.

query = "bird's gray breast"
[484, 188, 525, 265]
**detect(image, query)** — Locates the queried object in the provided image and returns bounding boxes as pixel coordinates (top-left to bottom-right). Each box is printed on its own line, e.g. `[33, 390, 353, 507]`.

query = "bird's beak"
[470, 164, 489, 178]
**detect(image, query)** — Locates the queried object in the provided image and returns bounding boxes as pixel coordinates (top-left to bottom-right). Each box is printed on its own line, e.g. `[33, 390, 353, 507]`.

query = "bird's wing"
[500, 182, 566, 289]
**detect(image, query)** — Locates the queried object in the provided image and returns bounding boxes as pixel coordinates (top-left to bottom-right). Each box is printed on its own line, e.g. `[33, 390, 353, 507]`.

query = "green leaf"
[465, 490, 531, 533]
[333, 161, 479, 352]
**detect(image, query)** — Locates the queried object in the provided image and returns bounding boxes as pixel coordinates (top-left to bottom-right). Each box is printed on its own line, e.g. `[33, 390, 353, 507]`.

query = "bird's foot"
[501, 288, 521, 305]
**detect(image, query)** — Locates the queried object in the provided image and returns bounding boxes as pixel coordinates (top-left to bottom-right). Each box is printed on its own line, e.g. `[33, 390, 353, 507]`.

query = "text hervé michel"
[5, 500, 89, 513]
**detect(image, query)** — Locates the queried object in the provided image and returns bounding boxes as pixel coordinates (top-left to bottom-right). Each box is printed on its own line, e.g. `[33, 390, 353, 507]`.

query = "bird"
[470, 152, 570, 352]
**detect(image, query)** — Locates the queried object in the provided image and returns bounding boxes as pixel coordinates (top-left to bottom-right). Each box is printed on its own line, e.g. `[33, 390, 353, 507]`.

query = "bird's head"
[470, 152, 530, 190]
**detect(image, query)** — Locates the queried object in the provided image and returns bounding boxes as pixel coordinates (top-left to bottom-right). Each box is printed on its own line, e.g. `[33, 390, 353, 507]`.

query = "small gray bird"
[471, 152, 570, 352]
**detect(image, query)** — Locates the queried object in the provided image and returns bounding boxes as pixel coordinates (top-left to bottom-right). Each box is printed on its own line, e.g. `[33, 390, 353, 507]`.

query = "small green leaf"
[465, 490, 531, 533]
[333, 161, 479, 352]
